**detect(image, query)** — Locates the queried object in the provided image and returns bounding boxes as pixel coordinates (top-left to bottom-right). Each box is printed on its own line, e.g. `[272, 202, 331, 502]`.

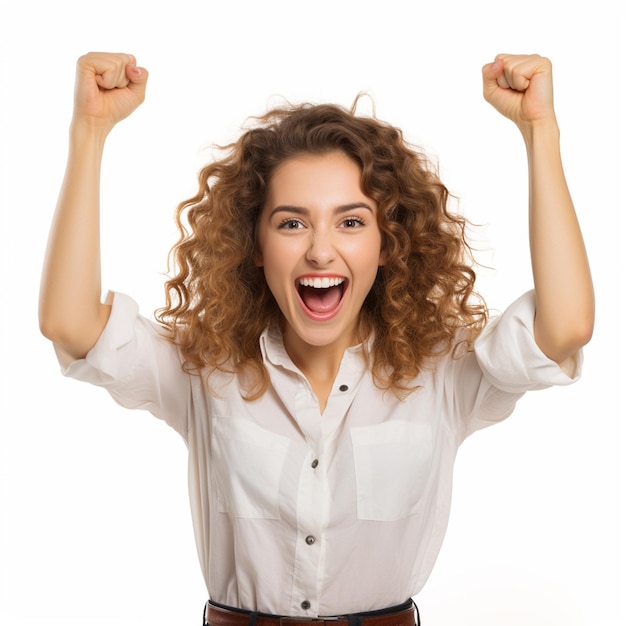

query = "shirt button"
[311, 459, 319, 469]
[305, 535, 316, 545]
[339, 384, 348, 392]
[301, 600, 311, 610]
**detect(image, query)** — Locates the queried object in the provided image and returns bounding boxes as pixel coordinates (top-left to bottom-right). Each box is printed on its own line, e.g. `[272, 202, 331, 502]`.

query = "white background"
[1, 1, 624, 625]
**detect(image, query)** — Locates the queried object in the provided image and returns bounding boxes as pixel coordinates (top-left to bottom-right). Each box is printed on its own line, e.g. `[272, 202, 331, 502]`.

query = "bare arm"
[39, 52, 148, 360]
[482, 54, 594, 370]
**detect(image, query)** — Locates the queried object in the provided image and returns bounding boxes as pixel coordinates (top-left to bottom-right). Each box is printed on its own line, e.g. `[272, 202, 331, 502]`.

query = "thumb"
[482, 58, 504, 101]
[125, 63, 149, 102]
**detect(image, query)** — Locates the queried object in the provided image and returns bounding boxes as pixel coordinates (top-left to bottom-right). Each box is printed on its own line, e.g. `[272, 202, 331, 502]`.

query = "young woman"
[39, 52, 594, 624]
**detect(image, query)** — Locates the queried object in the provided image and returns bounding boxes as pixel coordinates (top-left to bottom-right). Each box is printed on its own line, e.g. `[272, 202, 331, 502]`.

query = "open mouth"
[297, 276, 347, 317]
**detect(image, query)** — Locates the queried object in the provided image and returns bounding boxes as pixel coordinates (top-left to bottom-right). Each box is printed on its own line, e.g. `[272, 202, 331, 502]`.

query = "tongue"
[301, 285, 342, 313]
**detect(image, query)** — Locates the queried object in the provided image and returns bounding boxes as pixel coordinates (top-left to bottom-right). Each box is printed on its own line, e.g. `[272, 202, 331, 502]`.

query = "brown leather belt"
[204, 600, 418, 626]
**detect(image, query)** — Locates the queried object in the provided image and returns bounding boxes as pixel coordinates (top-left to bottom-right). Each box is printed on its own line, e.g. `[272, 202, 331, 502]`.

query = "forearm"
[39, 53, 148, 359]
[38, 121, 112, 358]
[523, 120, 594, 364]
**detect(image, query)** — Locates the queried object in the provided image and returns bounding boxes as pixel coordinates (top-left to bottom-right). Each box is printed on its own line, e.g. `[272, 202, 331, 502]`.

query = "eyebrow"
[268, 202, 374, 219]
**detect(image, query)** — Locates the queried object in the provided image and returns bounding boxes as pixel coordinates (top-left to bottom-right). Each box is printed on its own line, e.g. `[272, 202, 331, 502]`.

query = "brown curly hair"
[156, 99, 487, 399]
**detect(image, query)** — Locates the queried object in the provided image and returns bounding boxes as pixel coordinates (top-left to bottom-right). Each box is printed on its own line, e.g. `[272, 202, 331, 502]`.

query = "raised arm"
[482, 54, 594, 370]
[39, 52, 148, 360]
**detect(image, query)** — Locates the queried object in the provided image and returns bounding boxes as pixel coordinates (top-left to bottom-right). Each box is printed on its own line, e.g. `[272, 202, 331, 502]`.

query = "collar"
[259, 324, 369, 373]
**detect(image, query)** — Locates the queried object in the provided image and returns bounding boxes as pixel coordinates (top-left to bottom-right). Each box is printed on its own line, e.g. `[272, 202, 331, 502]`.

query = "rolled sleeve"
[58, 292, 141, 384]
[55, 291, 191, 434]
[475, 290, 583, 394]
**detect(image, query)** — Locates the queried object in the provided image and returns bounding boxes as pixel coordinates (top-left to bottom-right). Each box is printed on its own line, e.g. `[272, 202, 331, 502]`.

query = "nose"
[305, 230, 336, 266]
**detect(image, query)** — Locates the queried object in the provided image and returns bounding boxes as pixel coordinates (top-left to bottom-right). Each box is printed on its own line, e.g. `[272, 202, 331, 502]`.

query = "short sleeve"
[474, 290, 583, 394]
[448, 290, 583, 440]
[55, 291, 191, 435]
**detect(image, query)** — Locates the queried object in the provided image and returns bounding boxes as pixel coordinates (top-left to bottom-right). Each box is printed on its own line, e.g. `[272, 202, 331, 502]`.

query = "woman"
[39, 52, 594, 623]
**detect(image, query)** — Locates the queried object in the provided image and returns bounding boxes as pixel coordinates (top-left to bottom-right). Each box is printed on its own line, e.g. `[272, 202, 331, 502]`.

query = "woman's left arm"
[482, 54, 595, 371]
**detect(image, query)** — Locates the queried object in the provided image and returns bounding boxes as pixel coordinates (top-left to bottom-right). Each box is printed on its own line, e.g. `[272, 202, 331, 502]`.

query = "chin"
[291, 320, 357, 350]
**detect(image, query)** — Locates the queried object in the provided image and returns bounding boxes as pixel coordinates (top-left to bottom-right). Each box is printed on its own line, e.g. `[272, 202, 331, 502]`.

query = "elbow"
[38, 314, 81, 359]
[577, 314, 595, 349]
[38, 301, 71, 345]
[535, 307, 595, 364]
[572, 302, 595, 350]
[39, 322, 92, 362]
[38, 317, 72, 348]
[557, 324, 594, 366]
[38, 305, 60, 343]
[38, 301, 110, 360]
[38, 317, 54, 343]
[562, 319, 594, 358]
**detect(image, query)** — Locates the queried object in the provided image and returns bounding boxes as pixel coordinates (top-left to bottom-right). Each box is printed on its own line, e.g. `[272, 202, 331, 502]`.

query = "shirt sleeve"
[474, 289, 582, 393]
[55, 291, 191, 437]
[451, 290, 583, 439]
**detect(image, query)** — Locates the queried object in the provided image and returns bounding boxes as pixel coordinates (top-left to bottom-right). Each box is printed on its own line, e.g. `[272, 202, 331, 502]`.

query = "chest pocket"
[350, 420, 433, 522]
[211, 417, 291, 519]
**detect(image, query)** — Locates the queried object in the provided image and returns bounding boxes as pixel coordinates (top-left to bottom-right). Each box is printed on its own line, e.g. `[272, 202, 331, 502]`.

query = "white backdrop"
[1, 1, 624, 625]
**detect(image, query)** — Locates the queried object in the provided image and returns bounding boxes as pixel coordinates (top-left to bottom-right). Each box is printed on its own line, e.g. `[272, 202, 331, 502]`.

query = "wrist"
[69, 116, 113, 147]
[519, 115, 560, 148]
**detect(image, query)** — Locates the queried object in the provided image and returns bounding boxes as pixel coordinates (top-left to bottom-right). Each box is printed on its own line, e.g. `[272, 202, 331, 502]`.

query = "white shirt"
[57, 290, 581, 616]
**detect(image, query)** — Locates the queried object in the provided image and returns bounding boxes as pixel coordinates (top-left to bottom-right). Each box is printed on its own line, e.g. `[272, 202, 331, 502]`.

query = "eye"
[340, 216, 366, 229]
[278, 218, 304, 230]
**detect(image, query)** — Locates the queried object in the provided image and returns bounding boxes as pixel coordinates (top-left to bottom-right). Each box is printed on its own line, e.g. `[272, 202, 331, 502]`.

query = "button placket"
[290, 358, 363, 615]
[321, 369, 363, 441]
[290, 446, 325, 615]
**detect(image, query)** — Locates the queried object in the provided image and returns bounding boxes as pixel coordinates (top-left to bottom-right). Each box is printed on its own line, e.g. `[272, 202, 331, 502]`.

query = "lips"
[296, 276, 347, 319]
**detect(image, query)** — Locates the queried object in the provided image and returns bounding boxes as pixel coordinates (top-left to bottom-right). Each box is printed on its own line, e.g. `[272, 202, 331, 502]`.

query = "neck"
[284, 330, 348, 382]
[283, 327, 358, 414]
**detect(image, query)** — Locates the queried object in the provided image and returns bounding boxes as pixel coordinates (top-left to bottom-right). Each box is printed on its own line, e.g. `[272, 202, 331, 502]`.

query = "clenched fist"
[72, 52, 149, 132]
[483, 54, 556, 130]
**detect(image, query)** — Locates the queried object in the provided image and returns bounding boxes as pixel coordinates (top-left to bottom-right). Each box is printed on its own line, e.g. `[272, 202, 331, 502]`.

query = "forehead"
[265, 151, 367, 205]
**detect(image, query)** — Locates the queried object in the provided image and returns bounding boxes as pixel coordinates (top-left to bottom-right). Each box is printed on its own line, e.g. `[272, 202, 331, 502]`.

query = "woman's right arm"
[39, 52, 148, 360]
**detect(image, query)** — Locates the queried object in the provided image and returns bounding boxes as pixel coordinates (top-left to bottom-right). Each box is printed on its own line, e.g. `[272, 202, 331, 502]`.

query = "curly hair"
[156, 99, 487, 399]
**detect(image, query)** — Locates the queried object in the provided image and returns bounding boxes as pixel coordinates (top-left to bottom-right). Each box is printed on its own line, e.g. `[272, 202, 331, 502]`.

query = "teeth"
[299, 277, 345, 289]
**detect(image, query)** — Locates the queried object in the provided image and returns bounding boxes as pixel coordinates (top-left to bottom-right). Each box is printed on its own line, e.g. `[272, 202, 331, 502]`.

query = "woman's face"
[256, 151, 384, 357]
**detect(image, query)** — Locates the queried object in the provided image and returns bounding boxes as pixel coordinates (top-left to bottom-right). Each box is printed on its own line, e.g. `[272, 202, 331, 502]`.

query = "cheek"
[258, 233, 305, 269]
[254, 231, 272, 268]
[257, 246, 289, 293]
[347, 236, 384, 271]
